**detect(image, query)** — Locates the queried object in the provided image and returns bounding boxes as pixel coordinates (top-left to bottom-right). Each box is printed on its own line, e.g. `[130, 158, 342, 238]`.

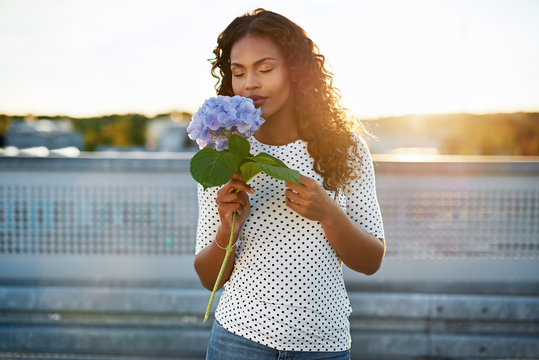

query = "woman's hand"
[216, 172, 255, 235]
[284, 174, 337, 224]
[285, 174, 384, 274]
[194, 173, 254, 292]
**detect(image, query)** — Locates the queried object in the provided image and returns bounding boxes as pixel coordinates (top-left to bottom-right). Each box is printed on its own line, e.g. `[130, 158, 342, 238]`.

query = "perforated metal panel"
[2, 184, 537, 259]
[379, 189, 538, 260]
[1, 156, 538, 262]
[0, 184, 198, 255]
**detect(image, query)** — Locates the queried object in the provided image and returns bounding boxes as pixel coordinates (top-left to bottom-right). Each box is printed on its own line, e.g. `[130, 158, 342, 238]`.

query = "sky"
[1, 0, 539, 119]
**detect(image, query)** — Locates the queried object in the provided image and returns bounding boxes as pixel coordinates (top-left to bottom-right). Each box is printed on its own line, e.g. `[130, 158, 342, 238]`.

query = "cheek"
[277, 71, 291, 96]
[231, 75, 248, 96]
[263, 71, 284, 94]
[273, 76, 291, 101]
[231, 79, 240, 96]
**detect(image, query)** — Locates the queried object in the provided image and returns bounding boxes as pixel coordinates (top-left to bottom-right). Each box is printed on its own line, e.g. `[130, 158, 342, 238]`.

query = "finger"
[284, 188, 304, 206]
[218, 202, 244, 214]
[218, 202, 251, 223]
[231, 172, 244, 181]
[229, 179, 255, 193]
[285, 180, 309, 197]
[218, 179, 255, 195]
[285, 197, 304, 215]
[216, 193, 243, 204]
[217, 192, 250, 207]
[299, 174, 317, 188]
[285, 174, 317, 193]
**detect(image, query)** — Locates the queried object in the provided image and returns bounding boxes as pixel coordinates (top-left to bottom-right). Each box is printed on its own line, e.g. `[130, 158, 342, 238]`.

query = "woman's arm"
[193, 173, 254, 290]
[193, 225, 239, 290]
[285, 175, 385, 275]
[319, 201, 385, 275]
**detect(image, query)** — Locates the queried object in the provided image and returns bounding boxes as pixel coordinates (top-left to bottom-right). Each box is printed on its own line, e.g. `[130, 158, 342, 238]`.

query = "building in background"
[146, 114, 197, 152]
[5, 116, 83, 150]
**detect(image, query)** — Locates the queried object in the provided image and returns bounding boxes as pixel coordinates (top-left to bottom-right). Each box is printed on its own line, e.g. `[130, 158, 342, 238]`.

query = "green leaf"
[257, 163, 300, 185]
[239, 161, 262, 183]
[190, 148, 239, 190]
[228, 134, 251, 162]
[247, 152, 287, 167]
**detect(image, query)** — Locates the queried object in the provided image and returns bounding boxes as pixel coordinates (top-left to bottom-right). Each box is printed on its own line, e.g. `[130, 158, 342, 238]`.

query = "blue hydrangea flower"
[187, 95, 264, 151]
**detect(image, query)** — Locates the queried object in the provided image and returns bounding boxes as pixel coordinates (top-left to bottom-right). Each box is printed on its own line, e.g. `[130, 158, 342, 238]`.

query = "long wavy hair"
[211, 9, 366, 192]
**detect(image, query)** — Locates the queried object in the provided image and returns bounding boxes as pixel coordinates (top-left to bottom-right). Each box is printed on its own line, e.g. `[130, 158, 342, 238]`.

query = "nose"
[244, 72, 260, 91]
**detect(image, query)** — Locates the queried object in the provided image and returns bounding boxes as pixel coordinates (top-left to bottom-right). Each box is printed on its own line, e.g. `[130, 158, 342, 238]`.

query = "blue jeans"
[206, 320, 350, 360]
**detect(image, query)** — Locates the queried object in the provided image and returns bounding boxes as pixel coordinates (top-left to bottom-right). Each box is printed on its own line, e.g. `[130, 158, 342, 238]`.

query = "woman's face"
[230, 34, 293, 121]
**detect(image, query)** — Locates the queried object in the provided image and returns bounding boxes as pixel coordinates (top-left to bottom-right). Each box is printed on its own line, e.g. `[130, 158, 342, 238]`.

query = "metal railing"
[0, 153, 538, 359]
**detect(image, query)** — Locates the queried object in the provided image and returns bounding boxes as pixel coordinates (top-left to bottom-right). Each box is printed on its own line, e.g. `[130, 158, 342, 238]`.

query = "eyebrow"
[230, 57, 277, 68]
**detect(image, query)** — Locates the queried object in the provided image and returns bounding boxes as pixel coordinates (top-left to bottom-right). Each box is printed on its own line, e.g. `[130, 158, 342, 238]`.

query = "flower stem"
[204, 211, 237, 322]
[209, 130, 228, 138]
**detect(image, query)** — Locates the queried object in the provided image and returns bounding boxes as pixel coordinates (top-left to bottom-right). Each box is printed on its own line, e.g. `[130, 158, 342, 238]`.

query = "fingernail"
[249, 188, 255, 194]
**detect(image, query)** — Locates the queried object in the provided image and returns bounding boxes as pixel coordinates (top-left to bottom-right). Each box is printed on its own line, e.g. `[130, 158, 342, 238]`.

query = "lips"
[248, 95, 267, 107]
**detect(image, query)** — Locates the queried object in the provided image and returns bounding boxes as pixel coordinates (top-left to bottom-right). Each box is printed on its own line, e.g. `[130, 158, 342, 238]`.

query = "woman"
[194, 8, 385, 359]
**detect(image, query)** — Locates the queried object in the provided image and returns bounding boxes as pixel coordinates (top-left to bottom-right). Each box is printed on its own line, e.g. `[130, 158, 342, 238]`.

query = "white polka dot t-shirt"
[195, 135, 384, 352]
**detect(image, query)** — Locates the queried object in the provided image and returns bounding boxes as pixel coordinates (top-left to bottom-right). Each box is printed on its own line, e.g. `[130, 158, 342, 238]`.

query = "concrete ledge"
[1, 154, 537, 175]
[350, 332, 539, 359]
[343, 259, 539, 295]
[0, 287, 215, 314]
[2, 257, 538, 295]
[3, 286, 539, 322]
[0, 326, 210, 357]
[349, 292, 539, 321]
[2, 325, 538, 359]
[0, 353, 202, 360]
[0, 153, 194, 172]
[1, 286, 538, 359]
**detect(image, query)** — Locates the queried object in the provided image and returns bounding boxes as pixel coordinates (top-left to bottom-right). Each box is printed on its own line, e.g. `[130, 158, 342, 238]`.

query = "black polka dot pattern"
[195, 136, 384, 351]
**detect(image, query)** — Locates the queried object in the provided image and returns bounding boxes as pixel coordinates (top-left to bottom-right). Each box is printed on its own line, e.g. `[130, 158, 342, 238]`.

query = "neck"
[254, 99, 299, 146]
[255, 120, 299, 145]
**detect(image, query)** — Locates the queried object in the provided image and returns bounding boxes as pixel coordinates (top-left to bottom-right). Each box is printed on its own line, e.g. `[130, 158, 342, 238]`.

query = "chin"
[260, 106, 275, 119]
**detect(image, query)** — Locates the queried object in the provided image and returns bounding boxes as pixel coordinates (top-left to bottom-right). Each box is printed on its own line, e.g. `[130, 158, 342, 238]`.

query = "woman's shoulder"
[349, 134, 373, 160]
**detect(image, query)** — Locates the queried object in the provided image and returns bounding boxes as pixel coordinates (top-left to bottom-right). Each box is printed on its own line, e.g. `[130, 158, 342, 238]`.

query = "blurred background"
[1, 0, 538, 156]
[0, 0, 538, 359]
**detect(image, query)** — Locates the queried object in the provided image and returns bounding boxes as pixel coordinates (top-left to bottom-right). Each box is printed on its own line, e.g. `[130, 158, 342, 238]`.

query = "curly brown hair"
[211, 9, 366, 192]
